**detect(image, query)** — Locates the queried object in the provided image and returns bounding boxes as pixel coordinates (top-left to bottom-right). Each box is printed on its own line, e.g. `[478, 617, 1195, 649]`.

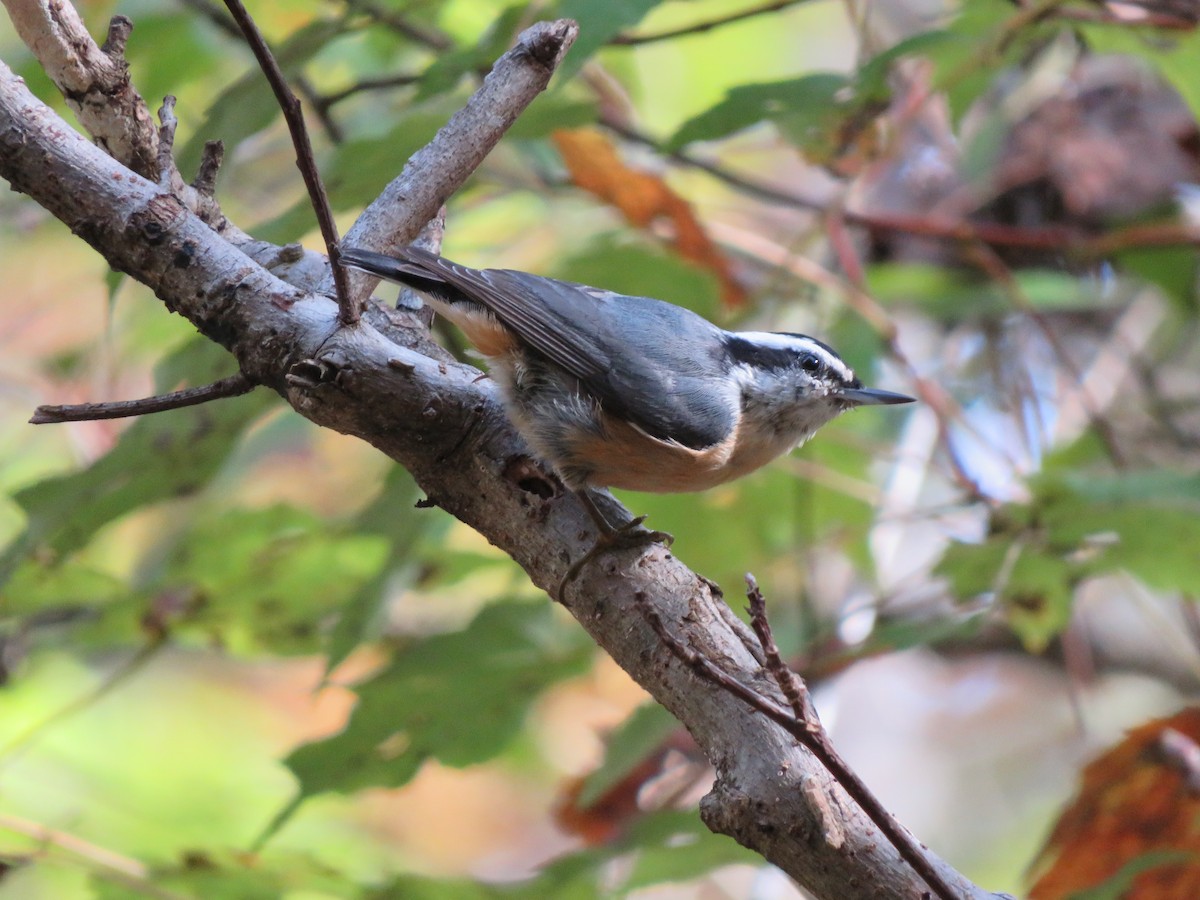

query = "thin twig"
[319, 73, 423, 109]
[745, 574, 817, 723]
[193, 140, 225, 196]
[635, 588, 964, 900]
[602, 118, 1200, 258]
[220, 0, 359, 325]
[342, 0, 454, 50]
[0, 814, 148, 883]
[610, 0, 812, 46]
[29, 374, 255, 424]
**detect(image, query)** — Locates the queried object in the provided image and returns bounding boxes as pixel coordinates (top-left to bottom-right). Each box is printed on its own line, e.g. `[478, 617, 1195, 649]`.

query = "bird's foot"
[557, 516, 673, 601]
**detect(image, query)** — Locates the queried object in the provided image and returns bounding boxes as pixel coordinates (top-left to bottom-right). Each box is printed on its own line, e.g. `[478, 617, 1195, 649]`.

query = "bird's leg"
[557, 489, 673, 600]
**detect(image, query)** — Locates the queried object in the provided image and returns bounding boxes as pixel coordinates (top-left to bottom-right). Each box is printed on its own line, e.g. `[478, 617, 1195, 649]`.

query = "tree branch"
[610, 0, 813, 46]
[0, 25, 1002, 898]
[29, 374, 255, 424]
[220, 0, 357, 324]
[336, 18, 580, 304]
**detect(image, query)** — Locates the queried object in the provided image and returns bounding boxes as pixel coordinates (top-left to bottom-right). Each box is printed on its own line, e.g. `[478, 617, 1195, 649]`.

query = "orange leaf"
[552, 128, 747, 308]
[1028, 708, 1200, 899]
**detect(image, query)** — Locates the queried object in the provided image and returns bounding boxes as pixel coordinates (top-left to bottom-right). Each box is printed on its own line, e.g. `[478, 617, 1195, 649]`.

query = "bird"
[339, 245, 914, 586]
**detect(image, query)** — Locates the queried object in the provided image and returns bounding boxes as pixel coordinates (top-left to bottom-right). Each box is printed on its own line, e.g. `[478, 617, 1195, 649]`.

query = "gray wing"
[341, 246, 738, 450]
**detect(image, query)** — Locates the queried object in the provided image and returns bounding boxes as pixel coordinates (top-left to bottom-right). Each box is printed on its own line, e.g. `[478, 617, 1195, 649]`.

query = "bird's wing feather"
[341, 246, 737, 450]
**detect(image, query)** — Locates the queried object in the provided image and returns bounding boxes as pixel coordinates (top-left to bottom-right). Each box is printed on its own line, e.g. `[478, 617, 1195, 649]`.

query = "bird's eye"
[800, 354, 821, 373]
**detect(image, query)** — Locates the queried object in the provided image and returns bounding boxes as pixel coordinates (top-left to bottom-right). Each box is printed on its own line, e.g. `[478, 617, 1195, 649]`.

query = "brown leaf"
[1028, 707, 1200, 899]
[552, 128, 747, 308]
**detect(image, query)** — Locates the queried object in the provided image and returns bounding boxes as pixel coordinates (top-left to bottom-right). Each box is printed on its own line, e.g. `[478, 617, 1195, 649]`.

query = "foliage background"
[2, 0, 1199, 897]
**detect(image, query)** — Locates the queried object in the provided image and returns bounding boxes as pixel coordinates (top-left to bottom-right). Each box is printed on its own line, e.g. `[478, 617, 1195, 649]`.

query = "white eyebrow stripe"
[733, 332, 856, 382]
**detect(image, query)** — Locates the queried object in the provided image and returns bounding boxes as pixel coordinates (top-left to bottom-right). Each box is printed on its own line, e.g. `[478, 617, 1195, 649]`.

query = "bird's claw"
[556, 518, 673, 601]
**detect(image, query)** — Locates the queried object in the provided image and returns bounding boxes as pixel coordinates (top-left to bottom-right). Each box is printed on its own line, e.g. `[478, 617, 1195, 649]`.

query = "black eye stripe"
[724, 335, 835, 374]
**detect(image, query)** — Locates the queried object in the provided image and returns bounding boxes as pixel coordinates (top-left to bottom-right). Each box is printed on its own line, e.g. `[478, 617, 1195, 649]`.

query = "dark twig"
[320, 73, 423, 110]
[30, 374, 255, 425]
[635, 587, 964, 900]
[193, 140, 224, 196]
[342, 0, 454, 50]
[745, 574, 816, 723]
[298, 73, 424, 145]
[220, 0, 359, 325]
[610, 0, 812, 46]
[602, 118, 1200, 258]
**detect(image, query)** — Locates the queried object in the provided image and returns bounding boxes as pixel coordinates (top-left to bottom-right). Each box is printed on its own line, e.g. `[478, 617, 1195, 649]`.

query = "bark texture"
[0, 8, 1002, 897]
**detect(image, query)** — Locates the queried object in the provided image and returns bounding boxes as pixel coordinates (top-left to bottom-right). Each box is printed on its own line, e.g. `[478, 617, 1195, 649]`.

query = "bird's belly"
[564, 416, 797, 494]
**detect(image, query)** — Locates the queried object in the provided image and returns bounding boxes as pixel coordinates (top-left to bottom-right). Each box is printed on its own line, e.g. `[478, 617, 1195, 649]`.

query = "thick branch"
[4, 1, 158, 177]
[0, 55, 999, 900]
[336, 18, 579, 303]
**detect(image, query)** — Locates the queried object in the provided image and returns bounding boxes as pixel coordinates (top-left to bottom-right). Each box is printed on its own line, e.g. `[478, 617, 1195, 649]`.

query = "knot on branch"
[520, 19, 580, 70]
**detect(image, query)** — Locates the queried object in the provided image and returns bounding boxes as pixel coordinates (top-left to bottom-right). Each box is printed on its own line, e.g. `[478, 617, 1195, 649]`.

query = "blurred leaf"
[1028, 708, 1200, 899]
[91, 848, 358, 900]
[667, 73, 849, 151]
[3, 560, 124, 618]
[555, 0, 663, 79]
[178, 19, 344, 174]
[553, 235, 722, 321]
[868, 264, 1116, 320]
[939, 538, 1074, 651]
[254, 100, 455, 242]
[414, 5, 527, 102]
[1081, 24, 1200, 123]
[1053, 470, 1200, 507]
[577, 702, 677, 808]
[285, 602, 593, 799]
[505, 93, 597, 140]
[940, 466, 1200, 648]
[161, 504, 390, 654]
[1118, 243, 1198, 312]
[621, 811, 759, 890]
[368, 875, 524, 899]
[552, 128, 745, 307]
[0, 341, 273, 588]
[125, 14, 222, 119]
[324, 466, 443, 671]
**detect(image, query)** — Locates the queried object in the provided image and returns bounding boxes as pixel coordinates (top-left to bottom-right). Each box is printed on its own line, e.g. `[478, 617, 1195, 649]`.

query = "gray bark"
[0, 8, 1002, 898]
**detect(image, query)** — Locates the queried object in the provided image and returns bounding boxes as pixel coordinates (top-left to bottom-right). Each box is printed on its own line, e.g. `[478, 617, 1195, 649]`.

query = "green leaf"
[505, 94, 598, 140]
[324, 466, 445, 672]
[178, 19, 344, 174]
[938, 539, 1073, 651]
[555, 0, 664, 80]
[621, 811, 759, 890]
[285, 602, 593, 799]
[161, 504, 390, 654]
[414, 5, 528, 102]
[125, 14, 222, 119]
[1080, 24, 1200, 123]
[0, 340, 273, 588]
[1118, 243, 1198, 312]
[553, 237, 722, 321]
[667, 73, 850, 151]
[91, 848, 359, 900]
[577, 702, 677, 807]
[253, 100, 455, 242]
[1052, 470, 1200, 507]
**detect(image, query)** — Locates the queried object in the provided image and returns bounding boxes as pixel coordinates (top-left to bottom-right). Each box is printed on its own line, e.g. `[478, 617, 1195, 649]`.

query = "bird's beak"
[838, 386, 916, 406]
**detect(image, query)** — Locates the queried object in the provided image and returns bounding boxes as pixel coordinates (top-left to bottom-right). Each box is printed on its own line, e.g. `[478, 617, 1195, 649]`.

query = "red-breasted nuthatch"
[340, 246, 914, 540]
